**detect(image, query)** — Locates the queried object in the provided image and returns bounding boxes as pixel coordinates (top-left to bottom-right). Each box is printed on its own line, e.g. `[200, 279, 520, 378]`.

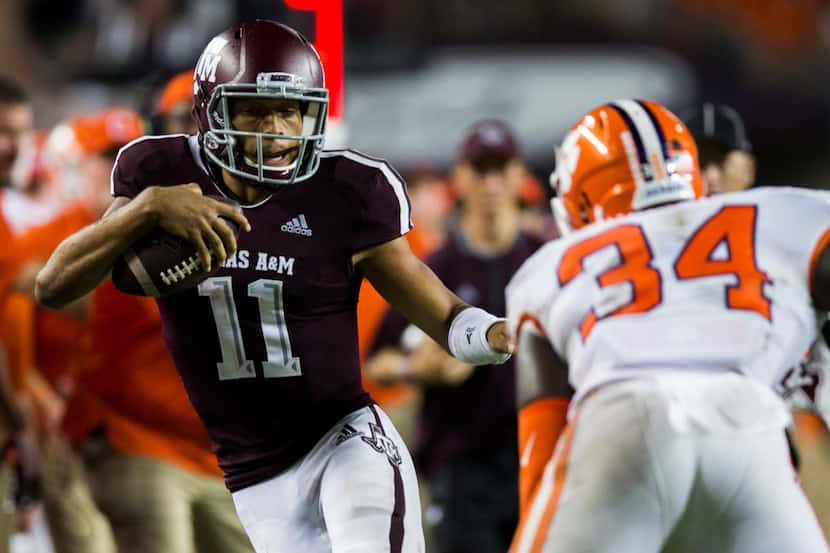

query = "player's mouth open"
[245, 146, 299, 169]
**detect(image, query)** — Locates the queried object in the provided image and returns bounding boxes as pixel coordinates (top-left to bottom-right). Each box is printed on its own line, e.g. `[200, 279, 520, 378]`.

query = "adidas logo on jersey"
[281, 214, 312, 236]
[335, 424, 361, 445]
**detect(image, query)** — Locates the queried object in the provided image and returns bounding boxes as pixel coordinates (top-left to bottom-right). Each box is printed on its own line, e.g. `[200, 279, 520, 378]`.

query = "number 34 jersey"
[507, 187, 830, 409]
[111, 135, 412, 491]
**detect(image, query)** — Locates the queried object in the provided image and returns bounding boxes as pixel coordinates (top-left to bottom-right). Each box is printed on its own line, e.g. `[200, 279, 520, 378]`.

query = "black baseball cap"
[682, 102, 752, 153]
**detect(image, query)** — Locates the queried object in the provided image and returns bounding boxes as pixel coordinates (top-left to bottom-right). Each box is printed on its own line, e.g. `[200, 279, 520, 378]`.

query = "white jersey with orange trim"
[507, 186, 830, 412]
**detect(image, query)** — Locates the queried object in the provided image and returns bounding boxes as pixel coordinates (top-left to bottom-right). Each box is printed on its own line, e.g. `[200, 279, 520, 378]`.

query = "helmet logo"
[196, 36, 228, 83]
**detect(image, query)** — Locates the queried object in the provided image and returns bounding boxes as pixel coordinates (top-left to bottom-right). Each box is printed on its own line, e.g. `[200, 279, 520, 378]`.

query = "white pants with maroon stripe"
[231, 406, 424, 553]
[513, 372, 829, 553]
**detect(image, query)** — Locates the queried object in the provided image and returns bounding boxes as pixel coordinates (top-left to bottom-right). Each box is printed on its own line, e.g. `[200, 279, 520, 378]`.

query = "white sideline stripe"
[612, 100, 667, 178]
[110, 133, 189, 196]
[321, 150, 411, 235]
[124, 249, 161, 297]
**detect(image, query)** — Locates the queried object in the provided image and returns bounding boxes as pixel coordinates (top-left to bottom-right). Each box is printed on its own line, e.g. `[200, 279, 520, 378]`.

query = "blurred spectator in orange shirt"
[11, 106, 253, 553]
[0, 75, 69, 553]
[151, 69, 198, 136]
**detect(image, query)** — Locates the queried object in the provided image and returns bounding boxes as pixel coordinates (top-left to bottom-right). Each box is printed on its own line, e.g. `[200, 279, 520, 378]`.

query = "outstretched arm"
[354, 236, 512, 362]
[36, 184, 250, 309]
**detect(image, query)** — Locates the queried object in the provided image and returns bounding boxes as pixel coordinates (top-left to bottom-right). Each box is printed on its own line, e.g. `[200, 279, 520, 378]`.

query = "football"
[111, 197, 241, 297]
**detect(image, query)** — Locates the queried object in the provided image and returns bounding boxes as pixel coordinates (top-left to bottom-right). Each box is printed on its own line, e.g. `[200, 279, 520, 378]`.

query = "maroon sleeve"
[337, 151, 413, 253]
[110, 150, 142, 199]
[109, 136, 196, 199]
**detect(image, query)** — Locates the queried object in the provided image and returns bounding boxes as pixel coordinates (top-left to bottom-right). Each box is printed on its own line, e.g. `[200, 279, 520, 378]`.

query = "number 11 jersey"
[111, 134, 412, 491]
[507, 187, 830, 410]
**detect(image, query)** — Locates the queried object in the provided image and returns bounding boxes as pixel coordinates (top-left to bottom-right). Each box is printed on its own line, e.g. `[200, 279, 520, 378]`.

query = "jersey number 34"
[557, 205, 772, 341]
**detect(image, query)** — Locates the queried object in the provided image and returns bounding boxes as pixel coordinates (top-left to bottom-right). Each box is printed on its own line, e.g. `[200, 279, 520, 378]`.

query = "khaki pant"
[40, 438, 116, 553]
[0, 461, 14, 553]
[85, 443, 253, 553]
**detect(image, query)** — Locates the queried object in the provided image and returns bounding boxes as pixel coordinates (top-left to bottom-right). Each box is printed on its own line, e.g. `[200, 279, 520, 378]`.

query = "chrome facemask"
[202, 73, 329, 187]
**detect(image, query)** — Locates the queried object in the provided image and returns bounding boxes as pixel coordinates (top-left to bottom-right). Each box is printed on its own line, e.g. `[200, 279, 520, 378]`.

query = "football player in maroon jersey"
[36, 20, 511, 553]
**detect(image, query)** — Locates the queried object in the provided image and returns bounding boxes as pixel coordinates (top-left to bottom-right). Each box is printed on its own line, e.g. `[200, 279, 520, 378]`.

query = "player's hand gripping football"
[138, 183, 251, 271]
[486, 321, 515, 355]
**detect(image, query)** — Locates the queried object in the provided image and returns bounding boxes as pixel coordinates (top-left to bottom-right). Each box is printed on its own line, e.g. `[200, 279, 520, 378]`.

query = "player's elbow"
[34, 269, 67, 309]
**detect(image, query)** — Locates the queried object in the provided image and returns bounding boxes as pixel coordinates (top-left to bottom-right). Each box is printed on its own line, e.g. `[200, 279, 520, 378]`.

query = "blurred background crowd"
[0, 1, 828, 552]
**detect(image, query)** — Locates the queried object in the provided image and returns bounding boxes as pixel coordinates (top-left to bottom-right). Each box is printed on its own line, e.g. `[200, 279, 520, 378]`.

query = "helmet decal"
[609, 100, 669, 182]
[195, 36, 229, 84]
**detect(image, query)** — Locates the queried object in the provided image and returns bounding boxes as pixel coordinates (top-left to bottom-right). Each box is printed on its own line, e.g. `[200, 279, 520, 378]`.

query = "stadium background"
[0, 0, 828, 550]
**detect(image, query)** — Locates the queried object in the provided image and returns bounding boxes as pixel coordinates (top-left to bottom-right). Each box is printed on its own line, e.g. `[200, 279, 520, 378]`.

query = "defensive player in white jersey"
[507, 99, 830, 553]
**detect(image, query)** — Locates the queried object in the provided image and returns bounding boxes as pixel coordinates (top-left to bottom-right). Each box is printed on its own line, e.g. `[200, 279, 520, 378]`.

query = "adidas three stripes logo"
[281, 214, 312, 236]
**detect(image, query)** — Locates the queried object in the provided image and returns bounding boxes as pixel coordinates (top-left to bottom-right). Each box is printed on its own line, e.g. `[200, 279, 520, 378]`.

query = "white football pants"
[513, 372, 829, 553]
[232, 405, 425, 553]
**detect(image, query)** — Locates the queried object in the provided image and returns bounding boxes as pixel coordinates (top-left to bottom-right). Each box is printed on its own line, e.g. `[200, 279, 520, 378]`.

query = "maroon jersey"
[111, 135, 412, 490]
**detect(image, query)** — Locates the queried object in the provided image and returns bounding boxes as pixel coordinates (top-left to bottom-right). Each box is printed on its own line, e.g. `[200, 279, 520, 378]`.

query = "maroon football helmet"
[193, 20, 329, 187]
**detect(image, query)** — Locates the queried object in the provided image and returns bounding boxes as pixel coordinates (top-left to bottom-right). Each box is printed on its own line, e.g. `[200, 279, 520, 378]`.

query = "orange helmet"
[550, 99, 702, 233]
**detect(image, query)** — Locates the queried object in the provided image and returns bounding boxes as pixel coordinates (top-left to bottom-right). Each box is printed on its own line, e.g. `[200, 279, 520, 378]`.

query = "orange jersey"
[0, 190, 72, 392]
[0, 206, 92, 386]
[18, 204, 94, 390]
[71, 280, 220, 476]
[0, 204, 32, 389]
[2, 201, 217, 476]
[0, 203, 95, 436]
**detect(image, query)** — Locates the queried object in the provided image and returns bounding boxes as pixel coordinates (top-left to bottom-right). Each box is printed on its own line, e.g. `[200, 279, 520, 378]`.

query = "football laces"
[159, 254, 204, 286]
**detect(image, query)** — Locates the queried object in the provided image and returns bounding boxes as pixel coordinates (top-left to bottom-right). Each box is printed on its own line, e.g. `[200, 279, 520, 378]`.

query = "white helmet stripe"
[612, 99, 668, 180]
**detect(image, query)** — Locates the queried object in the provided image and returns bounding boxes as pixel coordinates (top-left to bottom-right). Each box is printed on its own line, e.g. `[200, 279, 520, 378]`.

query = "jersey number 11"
[199, 277, 302, 380]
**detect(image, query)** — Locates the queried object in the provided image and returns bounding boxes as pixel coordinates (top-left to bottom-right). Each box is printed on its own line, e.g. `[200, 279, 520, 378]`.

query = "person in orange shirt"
[151, 69, 198, 136]
[11, 107, 253, 553]
[0, 74, 64, 553]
